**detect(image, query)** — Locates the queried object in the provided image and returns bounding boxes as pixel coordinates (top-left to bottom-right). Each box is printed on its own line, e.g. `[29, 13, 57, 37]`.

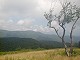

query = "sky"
[0, 0, 80, 36]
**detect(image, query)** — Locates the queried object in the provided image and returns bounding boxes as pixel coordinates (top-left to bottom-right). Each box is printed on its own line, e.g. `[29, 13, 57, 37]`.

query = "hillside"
[0, 37, 65, 51]
[0, 30, 80, 43]
[0, 38, 40, 51]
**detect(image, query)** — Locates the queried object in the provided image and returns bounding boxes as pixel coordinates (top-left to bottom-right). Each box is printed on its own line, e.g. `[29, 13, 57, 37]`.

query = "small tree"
[44, 1, 80, 56]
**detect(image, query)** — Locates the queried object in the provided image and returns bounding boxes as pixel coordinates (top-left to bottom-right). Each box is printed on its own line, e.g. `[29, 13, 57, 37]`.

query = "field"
[0, 48, 80, 60]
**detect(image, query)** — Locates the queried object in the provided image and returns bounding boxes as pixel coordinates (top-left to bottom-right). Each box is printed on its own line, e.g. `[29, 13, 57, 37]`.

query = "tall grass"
[0, 48, 45, 55]
[0, 48, 80, 60]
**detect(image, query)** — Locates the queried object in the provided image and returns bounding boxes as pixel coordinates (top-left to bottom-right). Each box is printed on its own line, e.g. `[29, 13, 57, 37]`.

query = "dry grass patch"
[0, 48, 80, 60]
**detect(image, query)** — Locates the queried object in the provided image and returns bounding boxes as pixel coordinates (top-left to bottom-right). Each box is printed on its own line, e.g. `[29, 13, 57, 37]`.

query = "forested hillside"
[0, 37, 78, 52]
[0, 37, 64, 51]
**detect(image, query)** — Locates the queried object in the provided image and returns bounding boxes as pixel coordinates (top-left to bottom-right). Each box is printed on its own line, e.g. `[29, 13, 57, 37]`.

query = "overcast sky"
[0, 0, 80, 36]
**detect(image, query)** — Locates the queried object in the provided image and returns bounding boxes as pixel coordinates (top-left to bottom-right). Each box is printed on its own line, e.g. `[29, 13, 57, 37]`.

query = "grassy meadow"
[0, 48, 80, 60]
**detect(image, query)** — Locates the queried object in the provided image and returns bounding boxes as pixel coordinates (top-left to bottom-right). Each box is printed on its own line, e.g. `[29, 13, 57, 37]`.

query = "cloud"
[17, 18, 34, 26]
[0, 0, 62, 20]
[0, 0, 80, 36]
[0, 0, 38, 21]
[0, 18, 35, 31]
[16, 18, 35, 31]
[0, 0, 51, 30]
[30, 25, 55, 34]
[17, 20, 24, 25]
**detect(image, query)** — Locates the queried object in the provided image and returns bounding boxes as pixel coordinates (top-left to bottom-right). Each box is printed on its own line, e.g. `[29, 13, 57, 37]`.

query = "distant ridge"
[0, 29, 80, 43]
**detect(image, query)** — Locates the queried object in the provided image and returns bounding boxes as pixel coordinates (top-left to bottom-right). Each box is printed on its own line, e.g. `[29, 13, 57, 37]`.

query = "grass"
[0, 48, 45, 55]
[0, 48, 80, 60]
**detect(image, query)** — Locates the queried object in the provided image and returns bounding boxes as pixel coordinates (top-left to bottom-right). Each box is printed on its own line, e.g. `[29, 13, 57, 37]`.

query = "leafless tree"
[44, 1, 80, 56]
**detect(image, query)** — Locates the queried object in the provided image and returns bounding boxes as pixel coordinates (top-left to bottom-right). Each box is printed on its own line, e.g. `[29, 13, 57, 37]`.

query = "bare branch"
[70, 17, 79, 41]
[50, 26, 62, 39]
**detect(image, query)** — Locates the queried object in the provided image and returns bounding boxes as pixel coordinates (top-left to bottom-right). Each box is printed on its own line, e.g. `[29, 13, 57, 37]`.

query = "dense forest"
[0, 37, 79, 52]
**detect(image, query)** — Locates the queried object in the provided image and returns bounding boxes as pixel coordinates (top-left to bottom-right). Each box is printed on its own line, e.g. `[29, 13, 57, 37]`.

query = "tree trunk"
[62, 39, 69, 56]
[70, 30, 73, 56]
[61, 25, 69, 56]
[70, 44, 73, 56]
[69, 17, 79, 56]
[65, 45, 69, 56]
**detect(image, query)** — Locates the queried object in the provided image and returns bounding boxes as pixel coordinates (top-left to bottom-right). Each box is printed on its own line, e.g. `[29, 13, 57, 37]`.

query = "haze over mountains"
[0, 30, 80, 43]
[0, 29, 79, 51]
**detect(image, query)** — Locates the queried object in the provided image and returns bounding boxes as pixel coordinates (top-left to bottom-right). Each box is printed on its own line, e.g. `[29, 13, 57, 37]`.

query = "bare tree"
[44, 1, 80, 56]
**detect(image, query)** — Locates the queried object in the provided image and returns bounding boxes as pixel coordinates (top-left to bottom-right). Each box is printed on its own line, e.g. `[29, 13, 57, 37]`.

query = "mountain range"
[0, 30, 80, 43]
